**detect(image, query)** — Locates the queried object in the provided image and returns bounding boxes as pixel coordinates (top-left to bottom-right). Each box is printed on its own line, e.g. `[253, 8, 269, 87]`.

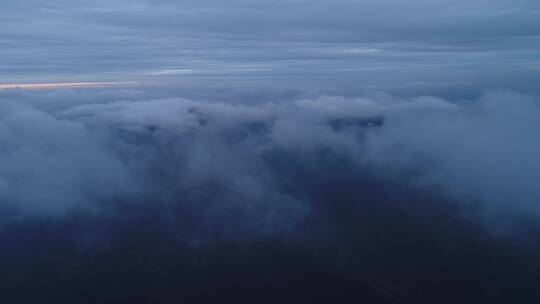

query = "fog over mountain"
[2, 0, 540, 303]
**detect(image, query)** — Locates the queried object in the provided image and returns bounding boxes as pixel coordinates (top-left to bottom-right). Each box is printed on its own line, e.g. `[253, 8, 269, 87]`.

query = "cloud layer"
[1, 87, 540, 302]
[2, 88, 540, 225]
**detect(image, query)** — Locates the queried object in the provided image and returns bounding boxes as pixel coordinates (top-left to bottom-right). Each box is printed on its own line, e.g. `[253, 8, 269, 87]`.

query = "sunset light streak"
[0, 81, 139, 90]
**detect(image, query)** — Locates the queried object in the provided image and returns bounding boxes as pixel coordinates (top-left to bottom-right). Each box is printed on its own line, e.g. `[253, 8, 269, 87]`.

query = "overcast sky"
[1, 0, 540, 89]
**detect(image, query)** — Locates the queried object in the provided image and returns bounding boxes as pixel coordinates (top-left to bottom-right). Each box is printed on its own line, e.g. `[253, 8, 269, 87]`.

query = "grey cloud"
[0, 99, 132, 214]
[365, 90, 540, 221]
[2, 87, 540, 230]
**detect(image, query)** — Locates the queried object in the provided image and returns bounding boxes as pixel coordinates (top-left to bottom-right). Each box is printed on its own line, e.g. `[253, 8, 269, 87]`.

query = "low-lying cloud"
[1, 88, 539, 225]
[1, 87, 540, 302]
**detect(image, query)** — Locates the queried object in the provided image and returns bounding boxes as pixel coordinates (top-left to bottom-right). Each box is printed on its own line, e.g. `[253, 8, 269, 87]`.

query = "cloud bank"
[1, 87, 540, 302]
[2, 88, 539, 220]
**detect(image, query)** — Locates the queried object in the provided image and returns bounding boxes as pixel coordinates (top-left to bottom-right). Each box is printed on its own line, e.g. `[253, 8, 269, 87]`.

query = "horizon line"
[0, 81, 140, 90]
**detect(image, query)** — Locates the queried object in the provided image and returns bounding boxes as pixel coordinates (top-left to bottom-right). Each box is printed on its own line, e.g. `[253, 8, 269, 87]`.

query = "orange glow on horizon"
[0, 81, 139, 90]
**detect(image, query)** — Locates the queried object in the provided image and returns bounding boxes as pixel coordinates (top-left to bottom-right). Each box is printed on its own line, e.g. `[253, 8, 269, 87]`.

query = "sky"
[2, 0, 540, 90]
